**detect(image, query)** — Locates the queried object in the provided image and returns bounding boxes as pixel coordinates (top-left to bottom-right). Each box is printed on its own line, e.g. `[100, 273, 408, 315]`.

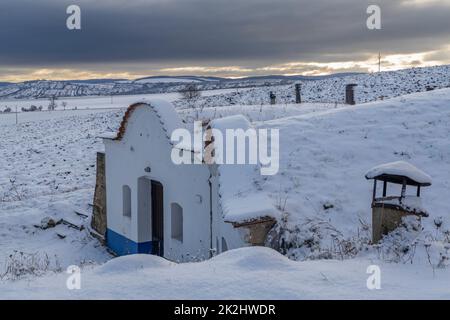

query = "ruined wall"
[91, 152, 107, 238]
[242, 220, 276, 246]
[372, 206, 420, 243]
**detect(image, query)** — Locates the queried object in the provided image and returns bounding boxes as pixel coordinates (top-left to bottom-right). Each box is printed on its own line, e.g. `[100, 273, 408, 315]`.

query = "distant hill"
[228, 72, 363, 82]
[174, 65, 450, 107]
[68, 79, 128, 84]
[134, 76, 223, 83]
[0, 65, 448, 100]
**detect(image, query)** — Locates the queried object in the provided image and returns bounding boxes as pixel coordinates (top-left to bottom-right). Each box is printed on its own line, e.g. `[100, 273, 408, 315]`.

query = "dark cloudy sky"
[0, 0, 449, 81]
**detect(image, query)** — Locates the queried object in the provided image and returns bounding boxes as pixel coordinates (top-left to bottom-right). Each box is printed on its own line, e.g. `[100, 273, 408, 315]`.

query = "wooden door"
[151, 180, 164, 257]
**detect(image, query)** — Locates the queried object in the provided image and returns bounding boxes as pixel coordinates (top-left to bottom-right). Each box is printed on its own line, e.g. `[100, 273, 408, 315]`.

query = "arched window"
[222, 237, 228, 253]
[122, 185, 132, 218]
[171, 203, 183, 242]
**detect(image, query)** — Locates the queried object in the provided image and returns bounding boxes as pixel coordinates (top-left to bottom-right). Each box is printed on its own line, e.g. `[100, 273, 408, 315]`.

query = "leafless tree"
[180, 84, 203, 119]
[48, 96, 57, 111]
[180, 83, 202, 101]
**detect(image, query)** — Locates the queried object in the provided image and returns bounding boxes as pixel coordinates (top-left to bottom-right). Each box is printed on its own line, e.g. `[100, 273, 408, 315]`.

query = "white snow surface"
[0, 88, 239, 125]
[210, 115, 279, 223]
[365, 161, 432, 185]
[3, 247, 450, 299]
[1, 84, 450, 299]
[174, 65, 450, 109]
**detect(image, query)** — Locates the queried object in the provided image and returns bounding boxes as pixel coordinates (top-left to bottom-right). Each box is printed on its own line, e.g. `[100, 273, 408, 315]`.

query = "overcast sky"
[0, 0, 449, 81]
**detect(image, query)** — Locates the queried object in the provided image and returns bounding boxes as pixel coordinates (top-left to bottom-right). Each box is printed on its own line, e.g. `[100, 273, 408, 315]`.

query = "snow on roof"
[98, 132, 118, 140]
[209, 115, 279, 224]
[101, 98, 184, 142]
[210, 114, 252, 132]
[365, 161, 432, 186]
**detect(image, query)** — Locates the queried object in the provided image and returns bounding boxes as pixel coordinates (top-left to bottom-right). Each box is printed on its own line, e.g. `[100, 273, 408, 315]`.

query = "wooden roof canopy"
[367, 174, 431, 187]
[366, 161, 432, 201]
[365, 161, 432, 187]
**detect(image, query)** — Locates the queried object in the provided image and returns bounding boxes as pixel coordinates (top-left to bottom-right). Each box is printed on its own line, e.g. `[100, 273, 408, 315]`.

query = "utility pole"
[378, 52, 381, 73]
[15, 106, 18, 125]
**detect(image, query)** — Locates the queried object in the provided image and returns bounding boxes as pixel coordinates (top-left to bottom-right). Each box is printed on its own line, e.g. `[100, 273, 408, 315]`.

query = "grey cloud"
[0, 0, 449, 70]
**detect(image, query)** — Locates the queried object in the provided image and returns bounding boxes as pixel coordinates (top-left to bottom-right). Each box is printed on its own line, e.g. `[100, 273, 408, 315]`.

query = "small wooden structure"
[365, 161, 432, 243]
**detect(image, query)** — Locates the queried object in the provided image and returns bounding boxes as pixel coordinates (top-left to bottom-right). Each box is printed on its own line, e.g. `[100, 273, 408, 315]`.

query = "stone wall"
[372, 206, 420, 243]
[91, 152, 107, 238]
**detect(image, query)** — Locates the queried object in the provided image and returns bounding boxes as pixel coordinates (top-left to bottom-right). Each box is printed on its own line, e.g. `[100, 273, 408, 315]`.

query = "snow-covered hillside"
[1, 65, 449, 101]
[175, 65, 450, 109]
[0, 87, 449, 298]
[0, 76, 284, 100]
[179, 89, 450, 265]
[260, 90, 450, 263]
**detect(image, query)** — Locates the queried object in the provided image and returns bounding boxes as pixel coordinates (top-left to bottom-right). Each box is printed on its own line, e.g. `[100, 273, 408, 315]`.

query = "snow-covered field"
[0, 88, 241, 125]
[0, 83, 450, 299]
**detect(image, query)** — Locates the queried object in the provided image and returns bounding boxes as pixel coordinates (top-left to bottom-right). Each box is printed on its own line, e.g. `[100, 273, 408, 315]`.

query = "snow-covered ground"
[0, 108, 119, 126]
[0, 85, 449, 299]
[0, 88, 241, 125]
[260, 90, 450, 264]
[3, 247, 450, 299]
[174, 65, 450, 109]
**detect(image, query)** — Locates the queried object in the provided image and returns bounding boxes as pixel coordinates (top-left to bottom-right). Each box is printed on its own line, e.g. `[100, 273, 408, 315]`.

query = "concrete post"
[270, 92, 276, 105]
[345, 84, 357, 105]
[295, 84, 302, 104]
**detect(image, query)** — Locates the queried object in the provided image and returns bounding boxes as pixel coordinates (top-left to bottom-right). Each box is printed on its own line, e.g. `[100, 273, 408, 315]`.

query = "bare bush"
[377, 216, 450, 269]
[180, 84, 203, 119]
[1, 178, 24, 202]
[270, 216, 371, 261]
[180, 83, 202, 101]
[0, 251, 52, 281]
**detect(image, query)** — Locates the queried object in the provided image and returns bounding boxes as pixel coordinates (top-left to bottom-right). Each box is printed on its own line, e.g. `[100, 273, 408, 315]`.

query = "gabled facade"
[99, 99, 278, 262]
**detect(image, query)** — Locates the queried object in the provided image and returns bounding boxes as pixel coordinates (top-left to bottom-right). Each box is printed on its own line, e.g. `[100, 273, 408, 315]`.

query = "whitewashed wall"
[105, 105, 213, 261]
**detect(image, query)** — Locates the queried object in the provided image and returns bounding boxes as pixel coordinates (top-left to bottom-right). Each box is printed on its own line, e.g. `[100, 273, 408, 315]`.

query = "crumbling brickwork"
[91, 152, 107, 238]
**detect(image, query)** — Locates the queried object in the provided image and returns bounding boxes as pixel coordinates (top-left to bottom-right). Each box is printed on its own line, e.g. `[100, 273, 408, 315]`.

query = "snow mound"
[210, 247, 296, 271]
[222, 193, 279, 224]
[365, 161, 432, 185]
[95, 254, 174, 274]
[210, 114, 251, 132]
